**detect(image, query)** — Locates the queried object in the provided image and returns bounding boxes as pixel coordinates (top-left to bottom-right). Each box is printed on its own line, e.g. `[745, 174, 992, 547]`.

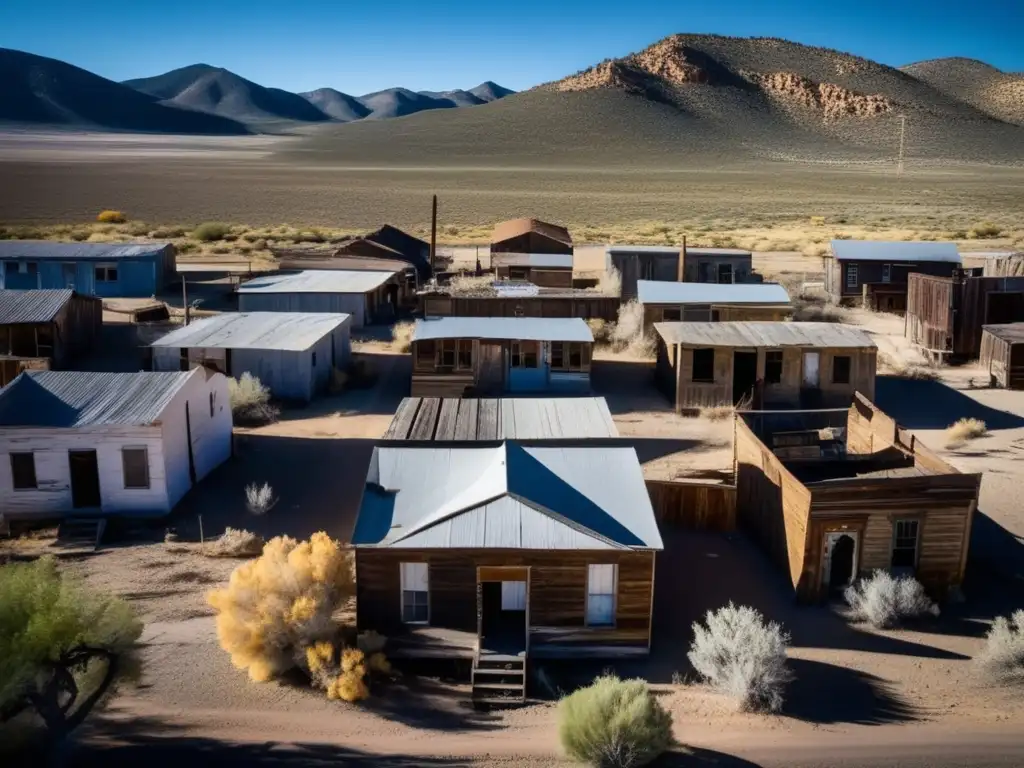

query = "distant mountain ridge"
[900, 57, 1024, 126]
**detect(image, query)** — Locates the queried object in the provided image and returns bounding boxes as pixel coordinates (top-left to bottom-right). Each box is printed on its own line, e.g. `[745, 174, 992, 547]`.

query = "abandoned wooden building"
[237, 269, 405, 327]
[735, 394, 981, 602]
[490, 219, 573, 256]
[605, 245, 682, 301]
[637, 281, 792, 328]
[490, 253, 574, 288]
[0, 290, 103, 385]
[0, 369, 232, 519]
[982, 252, 1024, 278]
[410, 317, 594, 397]
[905, 271, 1024, 361]
[149, 312, 352, 402]
[654, 321, 877, 412]
[351, 439, 663, 701]
[825, 240, 961, 312]
[979, 324, 1024, 390]
[682, 247, 755, 284]
[419, 282, 618, 322]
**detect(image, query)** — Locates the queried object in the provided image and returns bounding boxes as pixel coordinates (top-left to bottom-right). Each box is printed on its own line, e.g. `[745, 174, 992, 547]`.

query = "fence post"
[198, 514, 204, 543]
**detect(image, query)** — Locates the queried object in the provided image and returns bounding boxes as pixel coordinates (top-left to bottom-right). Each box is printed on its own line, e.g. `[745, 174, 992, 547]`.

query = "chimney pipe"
[430, 195, 438, 275]
[678, 235, 687, 282]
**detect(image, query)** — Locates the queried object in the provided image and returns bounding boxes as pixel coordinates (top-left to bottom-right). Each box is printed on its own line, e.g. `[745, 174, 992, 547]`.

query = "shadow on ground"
[363, 676, 502, 733]
[875, 376, 1024, 431]
[591, 356, 664, 414]
[783, 658, 918, 725]
[658, 748, 766, 767]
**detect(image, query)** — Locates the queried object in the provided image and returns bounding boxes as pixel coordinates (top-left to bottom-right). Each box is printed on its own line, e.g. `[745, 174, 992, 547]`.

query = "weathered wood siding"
[980, 330, 1024, 389]
[609, 251, 681, 301]
[642, 304, 791, 329]
[828, 258, 959, 303]
[682, 254, 753, 283]
[0, 356, 49, 386]
[494, 266, 574, 289]
[491, 233, 572, 255]
[421, 294, 618, 322]
[646, 479, 736, 531]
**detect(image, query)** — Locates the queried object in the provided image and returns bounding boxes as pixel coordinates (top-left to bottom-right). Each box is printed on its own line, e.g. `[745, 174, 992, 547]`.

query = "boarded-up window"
[692, 348, 715, 383]
[122, 448, 150, 489]
[832, 355, 852, 385]
[501, 581, 526, 611]
[586, 564, 617, 626]
[10, 452, 37, 490]
[892, 519, 920, 569]
[765, 350, 783, 384]
[845, 264, 858, 289]
[400, 562, 429, 624]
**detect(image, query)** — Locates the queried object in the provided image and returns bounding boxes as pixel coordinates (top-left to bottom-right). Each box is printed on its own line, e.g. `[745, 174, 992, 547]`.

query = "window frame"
[121, 446, 151, 490]
[550, 341, 590, 372]
[691, 347, 716, 383]
[510, 340, 539, 369]
[891, 518, 921, 570]
[661, 307, 682, 322]
[585, 563, 618, 627]
[400, 562, 430, 625]
[414, 339, 436, 371]
[764, 350, 784, 385]
[10, 452, 37, 491]
[881, 264, 891, 284]
[94, 263, 119, 283]
[845, 264, 858, 289]
[832, 355, 852, 385]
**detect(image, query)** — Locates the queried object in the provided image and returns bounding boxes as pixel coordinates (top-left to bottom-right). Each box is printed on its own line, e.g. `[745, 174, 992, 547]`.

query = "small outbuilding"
[637, 281, 792, 328]
[410, 317, 594, 397]
[0, 290, 103, 385]
[825, 240, 961, 312]
[654, 321, 877, 411]
[490, 219, 573, 256]
[149, 312, 352, 402]
[605, 245, 683, 301]
[237, 269, 404, 327]
[979, 324, 1024, 389]
[0, 368, 232, 520]
[735, 394, 981, 602]
[682, 247, 755, 284]
[0, 241, 177, 297]
[490, 253, 574, 288]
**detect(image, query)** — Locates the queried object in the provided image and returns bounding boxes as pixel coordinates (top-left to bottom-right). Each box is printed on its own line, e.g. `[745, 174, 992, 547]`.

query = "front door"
[732, 351, 758, 405]
[802, 352, 820, 388]
[823, 531, 858, 593]
[68, 450, 101, 509]
[477, 567, 528, 656]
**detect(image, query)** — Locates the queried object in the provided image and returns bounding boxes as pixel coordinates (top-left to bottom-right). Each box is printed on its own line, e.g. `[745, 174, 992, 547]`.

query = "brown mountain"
[901, 57, 1024, 126]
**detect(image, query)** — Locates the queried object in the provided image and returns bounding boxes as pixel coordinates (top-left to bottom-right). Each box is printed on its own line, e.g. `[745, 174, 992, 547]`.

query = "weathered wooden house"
[735, 394, 980, 602]
[0, 290, 103, 385]
[490, 253, 574, 288]
[0, 241, 177, 297]
[419, 282, 619, 322]
[637, 281, 791, 328]
[149, 312, 352, 402]
[982, 252, 1024, 278]
[0, 369, 232, 520]
[654, 321, 877, 412]
[825, 240, 961, 312]
[237, 269, 404, 327]
[979, 324, 1024, 389]
[410, 317, 594, 397]
[605, 246, 683, 301]
[351, 440, 663, 701]
[682, 247, 755, 284]
[490, 219, 573, 256]
[905, 271, 1024, 361]
[358, 225, 431, 278]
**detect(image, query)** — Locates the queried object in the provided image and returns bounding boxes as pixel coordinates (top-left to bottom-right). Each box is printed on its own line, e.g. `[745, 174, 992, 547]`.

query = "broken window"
[692, 348, 715, 383]
[882, 264, 891, 283]
[661, 308, 682, 322]
[457, 340, 472, 370]
[765, 350, 783, 384]
[414, 340, 435, 370]
[550, 342, 590, 372]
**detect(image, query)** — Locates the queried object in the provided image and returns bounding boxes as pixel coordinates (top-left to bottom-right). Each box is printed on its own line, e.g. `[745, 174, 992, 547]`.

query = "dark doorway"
[985, 292, 1024, 325]
[717, 263, 734, 284]
[68, 450, 101, 509]
[828, 534, 856, 591]
[479, 581, 526, 656]
[184, 402, 197, 485]
[733, 351, 758, 405]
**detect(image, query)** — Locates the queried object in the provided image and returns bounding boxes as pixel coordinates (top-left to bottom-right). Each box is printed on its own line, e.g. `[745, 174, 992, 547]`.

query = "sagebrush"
[193, 222, 232, 242]
[245, 482, 276, 516]
[687, 603, 793, 713]
[975, 610, 1024, 685]
[611, 300, 656, 358]
[559, 675, 673, 768]
[945, 418, 987, 449]
[390, 321, 415, 353]
[203, 527, 265, 558]
[844, 571, 938, 628]
[228, 373, 279, 426]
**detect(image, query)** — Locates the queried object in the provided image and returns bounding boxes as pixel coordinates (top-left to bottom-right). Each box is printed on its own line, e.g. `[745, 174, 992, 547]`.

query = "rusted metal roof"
[491, 218, 572, 246]
[653, 321, 876, 349]
[0, 289, 74, 324]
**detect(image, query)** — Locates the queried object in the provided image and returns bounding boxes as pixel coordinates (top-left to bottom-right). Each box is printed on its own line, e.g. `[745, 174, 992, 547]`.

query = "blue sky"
[2, 0, 1021, 95]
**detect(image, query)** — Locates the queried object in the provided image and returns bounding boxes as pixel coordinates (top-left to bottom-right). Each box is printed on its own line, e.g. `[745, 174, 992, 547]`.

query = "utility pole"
[181, 275, 190, 326]
[429, 194, 437, 276]
[896, 114, 906, 179]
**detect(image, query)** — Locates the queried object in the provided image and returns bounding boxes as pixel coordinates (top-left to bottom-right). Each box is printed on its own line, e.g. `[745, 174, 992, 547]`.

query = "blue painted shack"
[410, 316, 594, 397]
[0, 241, 177, 298]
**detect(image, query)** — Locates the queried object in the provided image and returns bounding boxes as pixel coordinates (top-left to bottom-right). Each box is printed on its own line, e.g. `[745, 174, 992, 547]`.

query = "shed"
[605, 245, 683, 301]
[0, 241, 177, 297]
[0, 290, 103, 384]
[420, 282, 618, 322]
[825, 240, 961, 312]
[490, 253, 574, 288]
[0, 368, 232, 520]
[352, 440, 662, 702]
[636, 281, 792, 328]
[735, 394, 980, 602]
[490, 219, 573, 256]
[411, 317, 594, 397]
[653, 321, 877, 412]
[979, 324, 1024, 389]
[150, 312, 352, 401]
[359, 224, 431, 278]
[682, 247, 755, 284]
[237, 269, 403, 327]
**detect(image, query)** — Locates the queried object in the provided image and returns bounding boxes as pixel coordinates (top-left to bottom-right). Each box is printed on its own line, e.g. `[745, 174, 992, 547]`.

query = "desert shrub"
[203, 527, 265, 558]
[245, 482, 276, 516]
[228, 373, 279, 426]
[207, 532, 355, 682]
[597, 266, 622, 296]
[193, 222, 232, 242]
[877, 351, 939, 381]
[610, 300, 656, 358]
[357, 630, 387, 655]
[0, 557, 142, 735]
[699, 406, 733, 422]
[968, 221, 1002, 239]
[448, 273, 493, 294]
[558, 675, 673, 768]
[792, 303, 844, 323]
[69, 228, 90, 242]
[149, 225, 187, 239]
[121, 221, 150, 237]
[945, 417, 987, 448]
[390, 321, 415, 352]
[176, 241, 198, 254]
[687, 603, 792, 713]
[96, 210, 126, 224]
[844, 571, 938, 628]
[586, 318, 613, 344]
[975, 610, 1024, 685]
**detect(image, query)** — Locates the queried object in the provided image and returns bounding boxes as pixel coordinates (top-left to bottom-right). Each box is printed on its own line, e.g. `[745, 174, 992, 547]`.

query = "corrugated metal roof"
[493, 281, 540, 297]
[413, 317, 593, 343]
[150, 312, 350, 352]
[0, 289, 73, 324]
[637, 281, 791, 306]
[237, 269, 398, 294]
[983, 323, 1024, 344]
[653, 321, 876, 349]
[351, 442, 662, 551]
[0, 241, 171, 261]
[491, 218, 572, 246]
[0, 370, 195, 427]
[685, 247, 752, 257]
[606, 245, 681, 255]
[383, 397, 619, 441]
[830, 240, 961, 263]
[491, 252, 574, 268]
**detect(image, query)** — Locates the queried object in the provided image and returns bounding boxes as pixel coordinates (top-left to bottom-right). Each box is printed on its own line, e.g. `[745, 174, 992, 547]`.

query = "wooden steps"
[56, 517, 106, 550]
[471, 655, 526, 707]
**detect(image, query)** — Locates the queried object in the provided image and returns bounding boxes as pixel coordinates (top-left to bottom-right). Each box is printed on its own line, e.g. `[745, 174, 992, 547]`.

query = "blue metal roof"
[830, 240, 961, 263]
[0, 241, 172, 261]
[0, 289, 74, 324]
[637, 281, 791, 305]
[413, 316, 593, 343]
[151, 312, 350, 351]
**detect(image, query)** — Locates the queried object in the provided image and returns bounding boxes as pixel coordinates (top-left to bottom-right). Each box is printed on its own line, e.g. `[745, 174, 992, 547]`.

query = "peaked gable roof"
[0, 289, 75, 324]
[491, 218, 572, 247]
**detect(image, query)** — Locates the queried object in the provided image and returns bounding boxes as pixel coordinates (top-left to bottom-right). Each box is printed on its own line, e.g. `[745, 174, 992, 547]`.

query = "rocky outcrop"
[743, 71, 893, 119]
[625, 38, 711, 86]
[554, 61, 652, 94]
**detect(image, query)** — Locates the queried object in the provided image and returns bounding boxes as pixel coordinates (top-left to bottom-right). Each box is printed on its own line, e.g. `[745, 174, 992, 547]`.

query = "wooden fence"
[646, 479, 737, 531]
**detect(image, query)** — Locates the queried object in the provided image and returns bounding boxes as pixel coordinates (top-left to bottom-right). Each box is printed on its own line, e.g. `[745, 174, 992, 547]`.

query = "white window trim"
[95, 263, 119, 282]
[585, 563, 618, 628]
[121, 446, 151, 490]
[400, 562, 430, 625]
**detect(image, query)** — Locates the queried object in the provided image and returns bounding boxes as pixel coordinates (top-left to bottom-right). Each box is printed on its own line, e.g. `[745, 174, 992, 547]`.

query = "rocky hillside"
[902, 57, 1024, 126]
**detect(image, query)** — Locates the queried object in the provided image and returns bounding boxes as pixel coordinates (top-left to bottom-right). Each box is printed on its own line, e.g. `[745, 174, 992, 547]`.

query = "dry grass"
[202, 527, 265, 558]
[586, 318, 613, 344]
[945, 418, 988, 449]
[390, 321, 415, 353]
[699, 406, 734, 422]
[447, 273, 493, 294]
[596, 266, 622, 296]
[878, 352, 940, 381]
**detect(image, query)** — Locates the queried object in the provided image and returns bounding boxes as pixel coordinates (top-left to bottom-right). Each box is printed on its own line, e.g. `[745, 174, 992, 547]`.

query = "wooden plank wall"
[906, 273, 954, 353]
[980, 331, 1024, 389]
[646, 479, 737, 531]
[956, 277, 1024, 358]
